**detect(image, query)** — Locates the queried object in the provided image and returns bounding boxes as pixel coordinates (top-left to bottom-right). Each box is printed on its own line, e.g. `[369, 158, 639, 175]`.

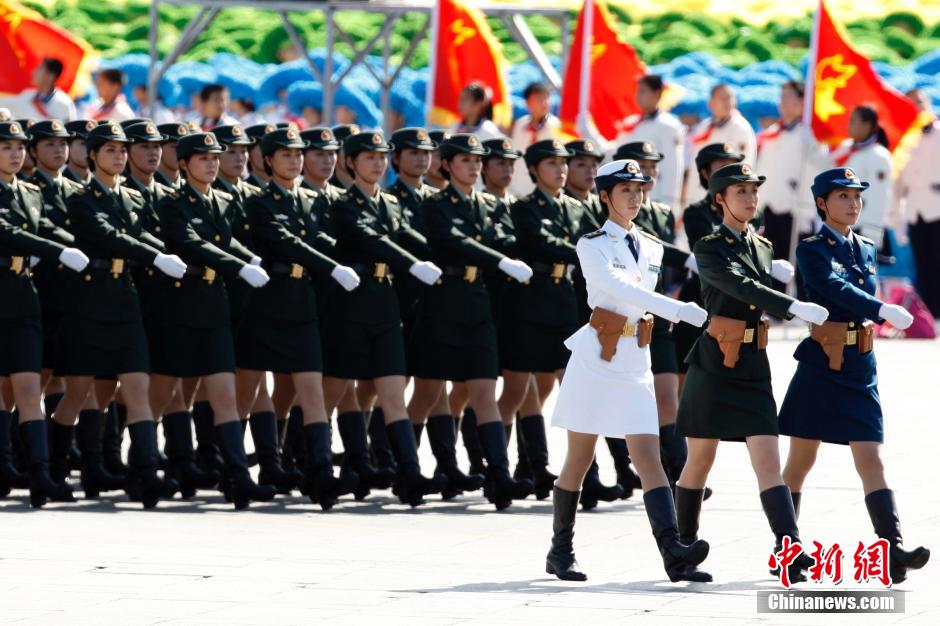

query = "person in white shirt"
[682, 83, 757, 206]
[755, 80, 828, 283]
[3, 58, 78, 122]
[829, 105, 893, 248]
[84, 69, 136, 123]
[894, 92, 940, 316]
[449, 81, 503, 141]
[509, 82, 563, 198]
[194, 83, 240, 131]
[130, 85, 176, 124]
[614, 75, 686, 210]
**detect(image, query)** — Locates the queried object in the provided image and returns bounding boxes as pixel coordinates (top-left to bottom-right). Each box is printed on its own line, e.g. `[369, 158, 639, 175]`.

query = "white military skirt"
[550, 323, 659, 437]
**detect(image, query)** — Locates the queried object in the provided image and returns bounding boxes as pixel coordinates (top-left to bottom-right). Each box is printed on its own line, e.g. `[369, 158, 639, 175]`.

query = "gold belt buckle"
[551, 263, 565, 283]
[203, 267, 216, 284]
[464, 266, 478, 283]
[743, 328, 755, 344]
[110, 258, 124, 277]
[622, 321, 636, 337]
[10, 256, 24, 274]
[374, 262, 387, 281]
[290, 263, 304, 279]
[846, 330, 858, 346]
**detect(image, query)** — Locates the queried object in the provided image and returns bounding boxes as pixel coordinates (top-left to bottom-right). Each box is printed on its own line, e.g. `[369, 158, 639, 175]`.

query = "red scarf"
[834, 134, 877, 167]
[690, 110, 737, 145]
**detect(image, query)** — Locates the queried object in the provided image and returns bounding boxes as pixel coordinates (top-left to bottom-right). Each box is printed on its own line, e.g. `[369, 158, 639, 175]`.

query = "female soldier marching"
[546, 160, 711, 583]
[778, 167, 930, 585]
[674, 163, 829, 583]
[0, 120, 89, 507]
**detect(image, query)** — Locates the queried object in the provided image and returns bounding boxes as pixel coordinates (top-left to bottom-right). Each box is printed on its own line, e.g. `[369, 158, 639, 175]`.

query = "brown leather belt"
[183, 265, 217, 284]
[89, 258, 128, 278]
[0, 255, 27, 275]
[268, 261, 307, 279]
[707, 315, 769, 368]
[531, 261, 569, 283]
[810, 320, 874, 371]
[442, 265, 480, 283]
[589, 307, 654, 361]
[350, 262, 392, 283]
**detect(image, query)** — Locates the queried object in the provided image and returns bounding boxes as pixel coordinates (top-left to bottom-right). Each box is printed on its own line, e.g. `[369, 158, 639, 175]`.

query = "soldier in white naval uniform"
[683, 84, 757, 206]
[545, 159, 711, 584]
[614, 75, 686, 210]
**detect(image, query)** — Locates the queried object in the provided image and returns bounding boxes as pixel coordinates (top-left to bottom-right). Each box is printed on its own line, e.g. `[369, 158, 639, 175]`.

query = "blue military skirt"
[777, 338, 882, 445]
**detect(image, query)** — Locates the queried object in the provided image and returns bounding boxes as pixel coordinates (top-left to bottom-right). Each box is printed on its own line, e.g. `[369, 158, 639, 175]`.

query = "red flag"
[559, 0, 647, 140]
[427, 0, 511, 129]
[0, 0, 96, 98]
[805, 0, 919, 151]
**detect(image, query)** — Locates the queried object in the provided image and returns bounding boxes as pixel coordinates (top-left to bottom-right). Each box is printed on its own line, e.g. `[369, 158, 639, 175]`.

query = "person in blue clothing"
[778, 167, 930, 585]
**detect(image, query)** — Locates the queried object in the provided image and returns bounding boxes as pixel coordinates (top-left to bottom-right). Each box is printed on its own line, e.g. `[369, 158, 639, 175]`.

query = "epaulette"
[651, 200, 673, 215]
[582, 229, 605, 239]
[856, 233, 876, 246]
[752, 231, 771, 245]
[801, 234, 823, 244]
[479, 191, 497, 203]
[701, 231, 722, 242]
[124, 187, 142, 198]
[637, 227, 662, 243]
[299, 187, 318, 199]
[214, 189, 233, 201]
[381, 191, 399, 205]
[20, 181, 39, 192]
[61, 177, 83, 190]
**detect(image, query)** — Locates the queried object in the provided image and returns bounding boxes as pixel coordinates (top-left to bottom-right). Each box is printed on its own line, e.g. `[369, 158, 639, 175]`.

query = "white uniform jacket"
[551, 219, 685, 437]
[755, 121, 829, 228]
[895, 121, 940, 226]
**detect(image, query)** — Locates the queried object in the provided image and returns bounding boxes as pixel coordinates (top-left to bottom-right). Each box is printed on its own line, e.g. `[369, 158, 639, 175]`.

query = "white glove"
[331, 265, 360, 292]
[788, 300, 829, 325]
[153, 253, 187, 278]
[676, 302, 708, 327]
[58, 247, 89, 272]
[250, 256, 262, 266]
[29, 256, 40, 268]
[771, 259, 795, 284]
[408, 260, 443, 286]
[879, 303, 914, 330]
[238, 264, 270, 288]
[683, 254, 699, 275]
[498, 257, 533, 283]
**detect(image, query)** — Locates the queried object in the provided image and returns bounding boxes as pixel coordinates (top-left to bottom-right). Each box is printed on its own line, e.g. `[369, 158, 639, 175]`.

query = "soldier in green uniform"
[300, 127, 344, 205]
[329, 124, 360, 190]
[62, 120, 97, 184]
[321, 130, 446, 507]
[674, 163, 830, 582]
[14, 119, 37, 180]
[424, 130, 450, 191]
[237, 127, 363, 509]
[152, 131, 277, 510]
[52, 122, 188, 508]
[497, 139, 583, 501]
[154, 122, 191, 190]
[0, 120, 88, 507]
[560, 138, 625, 508]
[407, 133, 536, 507]
[244, 123, 276, 190]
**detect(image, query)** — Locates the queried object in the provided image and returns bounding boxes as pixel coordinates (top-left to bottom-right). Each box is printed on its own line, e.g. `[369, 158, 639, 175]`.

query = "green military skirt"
[499, 274, 579, 373]
[147, 320, 235, 378]
[236, 316, 323, 374]
[675, 334, 778, 441]
[56, 315, 150, 377]
[650, 318, 679, 375]
[0, 317, 43, 376]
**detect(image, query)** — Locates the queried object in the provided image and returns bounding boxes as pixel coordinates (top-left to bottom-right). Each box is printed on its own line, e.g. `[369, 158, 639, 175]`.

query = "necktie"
[626, 232, 639, 262]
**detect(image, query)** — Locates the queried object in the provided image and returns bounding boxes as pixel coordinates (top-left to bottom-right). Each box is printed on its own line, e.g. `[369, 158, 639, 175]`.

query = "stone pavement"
[1, 329, 938, 625]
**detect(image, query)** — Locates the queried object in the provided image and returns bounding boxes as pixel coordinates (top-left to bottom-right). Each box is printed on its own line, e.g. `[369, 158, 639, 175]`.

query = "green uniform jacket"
[387, 178, 435, 326]
[508, 188, 583, 326]
[686, 224, 794, 380]
[156, 184, 256, 328]
[66, 179, 163, 322]
[678, 197, 723, 306]
[244, 183, 339, 322]
[330, 183, 427, 326]
[215, 177, 262, 321]
[30, 171, 82, 317]
[0, 178, 71, 319]
[416, 185, 508, 325]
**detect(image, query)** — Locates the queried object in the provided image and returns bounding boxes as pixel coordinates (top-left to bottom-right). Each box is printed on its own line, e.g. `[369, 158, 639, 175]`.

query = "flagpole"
[577, 0, 594, 134]
[425, 0, 441, 127]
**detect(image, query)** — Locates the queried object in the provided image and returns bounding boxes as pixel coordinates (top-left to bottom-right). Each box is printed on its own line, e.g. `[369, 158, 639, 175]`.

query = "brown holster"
[811, 320, 874, 371]
[589, 307, 654, 362]
[707, 315, 769, 368]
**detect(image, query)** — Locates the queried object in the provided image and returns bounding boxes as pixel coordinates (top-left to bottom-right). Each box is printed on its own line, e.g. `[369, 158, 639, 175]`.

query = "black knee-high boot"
[0, 410, 28, 492]
[645, 486, 712, 582]
[163, 411, 220, 497]
[513, 415, 532, 481]
[426, 414, 484, 499]
[865, 489, 931, 584]
[659, 424, 688, 488]
[518, 414, 556, 500]
[192, 401, 223, 473]
[791, 491, 801, 519]
[303, 422, 358, 510]
[76, 409, 125, 498]
[126, 421, 179, 509]
[674, 486, 713, 582]
[215, 420, 277, 510]
[605, 437, 641, 500]
[337, 410, 395, 499]
[282, 405, 306, 480]
[386, 419, 447, 507]
[458, 407, 485, 475]
[19, 419, 75, 508]
[101, 401, 127, 476]
[477, 420, 533, 510]
[367, 406, 396, 472]
[761, 484, 815, 583]
[43, 393, 79, 473]
[580, 458, 624, 510]
[412, 421, 424, 446]
[546, 485, 588, 580]
[48, 419, 74, 484]
[250, 411, 300, 494]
